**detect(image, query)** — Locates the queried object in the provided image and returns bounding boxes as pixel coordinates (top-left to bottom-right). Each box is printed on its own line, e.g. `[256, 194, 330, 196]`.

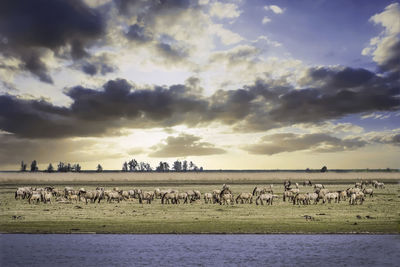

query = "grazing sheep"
[315, 188, 329, 203]
[220, 193, 234, 205]
[107, 192, 123, 203]
[283, 190, 294, 202]
[346, 187, 361, 197]
[212, 189, 221, 204]
[139, 191, 154, 204]
[194, 190, 201, 201]
[15, 188, 26, 200]
[252, 185, 274, 196]
[338, 190, 347, 201]
[154, 188, 162, 199]
[293, 193, 308, 205]
[161, 192, 177, 204]
[79, 190, 97, 204]
[204, 193, 213, 204]
[64, 187, 74, 197]
[349, 192, 365, 205]
[289, 188, 300, 195]
[177, 193, 189, 204]
[323, 192, 339, 204]
[256, 194, 274, 205]
[28, 192, 41, 204]
[314, 184, 324, 190]
[235, 193, 253, 204]
[120, 190, 130, 200]
[306, 192, 319, 204]
[283, 180, 291, 190]
[363, 188, 374, 197]
[43, 192, 52, 204]
[68, 194, 78, 203]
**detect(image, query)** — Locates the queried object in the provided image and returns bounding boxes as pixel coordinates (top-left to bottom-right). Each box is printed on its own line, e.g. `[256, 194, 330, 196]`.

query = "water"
[1, 234, 399, 266]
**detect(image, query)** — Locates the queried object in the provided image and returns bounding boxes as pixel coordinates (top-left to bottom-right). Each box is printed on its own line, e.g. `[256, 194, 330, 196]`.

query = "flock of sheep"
[14, 179, 384, 206]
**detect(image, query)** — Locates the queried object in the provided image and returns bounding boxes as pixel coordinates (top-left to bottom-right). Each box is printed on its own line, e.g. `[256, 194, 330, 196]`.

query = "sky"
[0, 0, 399, 170]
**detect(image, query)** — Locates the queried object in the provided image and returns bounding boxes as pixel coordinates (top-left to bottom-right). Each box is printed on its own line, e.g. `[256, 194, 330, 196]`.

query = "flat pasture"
[0, 172, 399, 234]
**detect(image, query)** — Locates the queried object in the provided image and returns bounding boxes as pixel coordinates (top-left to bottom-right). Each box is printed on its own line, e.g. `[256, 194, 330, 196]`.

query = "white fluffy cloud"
[264, 5, 284, 14]
[262, 16, 271, 24]
[362, 3, 400, 72]
[210, 2, 242, 19]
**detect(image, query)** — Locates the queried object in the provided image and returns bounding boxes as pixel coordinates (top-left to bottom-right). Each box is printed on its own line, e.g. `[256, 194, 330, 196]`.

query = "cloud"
[210, 24, 243, 45]
[0, 134, 124, 166]
[210, 45, 260, 66]
[243, 133, 367, 155]
[210, 2, 241, 19]
[264, 5, 284, 14]
[362, 3, 400, 73]
[124, 24, 153, 43]
[0, 79, 209, 138]
[1, 64, 399, 139]
[78, 53, 117, 76]
[365, 130, 400, 146]
[149, 133, 226, 157]
[262, 16, 271, 24]
[0, 0, 106, 83]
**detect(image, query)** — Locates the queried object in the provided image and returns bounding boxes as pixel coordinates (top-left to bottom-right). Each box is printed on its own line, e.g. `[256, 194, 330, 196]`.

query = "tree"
[72, 163, 81, 172]
[182, 160, 188, 172]
[128, 159, 138, 171]
[97, 164, 103, 172]
[30, 160, 38, 172]
[122, 161, 128, 172]
[321, 166, 328, 173]
[156, 161, 170, 172]
[20, 161, 27, 172]
[144, 163, 152, 172]
[189, 161, 198, 171]
[173, 160, 182, 172]
[163, 162, 170, 171]
[46, 163, 54, 173]
[57, 162, 65, 172]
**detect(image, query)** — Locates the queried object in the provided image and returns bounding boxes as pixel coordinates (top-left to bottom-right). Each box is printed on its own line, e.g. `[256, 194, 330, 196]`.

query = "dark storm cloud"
[243, 133, 367, 155]
[0, 79, 209, 138]
[1, 65, 399, 139]
[81, 61, 115, 76]
[0, 0, 106, 82]
[149, 133, 226, 157]
[114, 0, 194, 17]
[267, 66, 400, 126]
[300, 67, 375, 90]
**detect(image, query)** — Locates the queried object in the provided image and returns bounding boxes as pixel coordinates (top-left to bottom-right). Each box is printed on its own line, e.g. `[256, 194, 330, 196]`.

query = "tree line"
[19, 159, 204, 173]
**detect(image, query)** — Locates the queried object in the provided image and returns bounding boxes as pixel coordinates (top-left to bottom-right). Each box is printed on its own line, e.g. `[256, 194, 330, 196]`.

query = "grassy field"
[0, 171, 399, 184]
[0, 172, 399, 234]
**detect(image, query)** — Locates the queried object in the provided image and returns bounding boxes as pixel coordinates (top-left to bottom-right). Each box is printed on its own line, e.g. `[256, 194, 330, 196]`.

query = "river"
[1, 234, 399, 266]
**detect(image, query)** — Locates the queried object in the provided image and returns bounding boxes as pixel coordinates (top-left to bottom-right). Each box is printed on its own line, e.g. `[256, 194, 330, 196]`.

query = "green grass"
[1, 182, 399, 234]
